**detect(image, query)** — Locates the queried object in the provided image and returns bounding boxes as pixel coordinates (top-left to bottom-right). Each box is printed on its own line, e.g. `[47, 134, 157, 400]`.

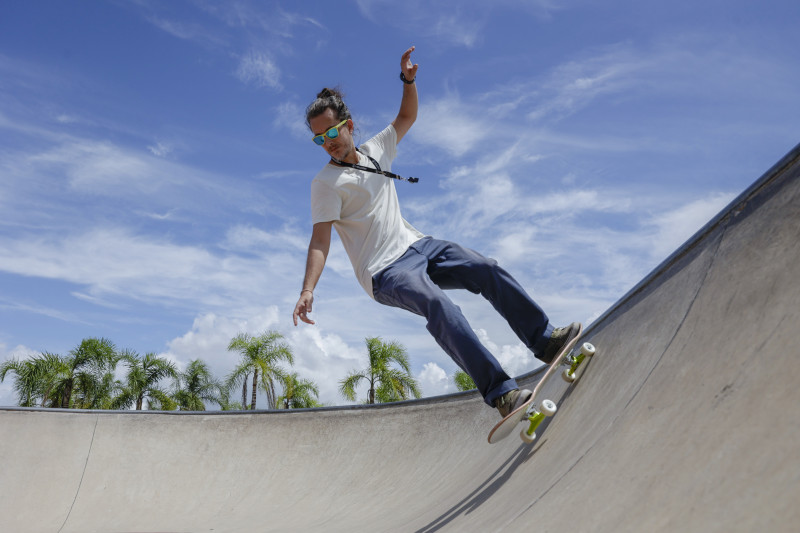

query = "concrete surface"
[2, 143, 799, 533]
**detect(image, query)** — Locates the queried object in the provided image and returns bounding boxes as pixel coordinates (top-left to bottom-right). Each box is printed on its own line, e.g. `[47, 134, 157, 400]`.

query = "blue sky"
[1, 0, 798, 407]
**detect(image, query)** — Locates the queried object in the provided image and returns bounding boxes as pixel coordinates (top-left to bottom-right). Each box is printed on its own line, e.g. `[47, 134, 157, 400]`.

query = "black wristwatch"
[400, 72, 415, 84]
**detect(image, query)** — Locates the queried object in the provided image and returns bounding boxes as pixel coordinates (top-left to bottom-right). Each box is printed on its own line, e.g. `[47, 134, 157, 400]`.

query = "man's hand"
[401, 46, 418, 82]
[293, 291, 315, 326]
[394, 46, 419, 143]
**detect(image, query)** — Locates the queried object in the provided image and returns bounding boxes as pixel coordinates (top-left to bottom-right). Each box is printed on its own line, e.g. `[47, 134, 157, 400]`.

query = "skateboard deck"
[488, 323, 596, 444]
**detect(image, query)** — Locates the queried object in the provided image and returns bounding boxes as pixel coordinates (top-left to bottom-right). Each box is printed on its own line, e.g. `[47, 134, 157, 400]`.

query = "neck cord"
[330, 149, 419, 183]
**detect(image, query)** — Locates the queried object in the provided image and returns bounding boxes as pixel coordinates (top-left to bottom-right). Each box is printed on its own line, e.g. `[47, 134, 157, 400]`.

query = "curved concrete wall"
[2, 143, 799, 532]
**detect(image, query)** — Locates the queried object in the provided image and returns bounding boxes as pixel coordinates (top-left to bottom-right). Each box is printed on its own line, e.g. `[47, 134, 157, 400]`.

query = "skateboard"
[488, 324, 596, 444]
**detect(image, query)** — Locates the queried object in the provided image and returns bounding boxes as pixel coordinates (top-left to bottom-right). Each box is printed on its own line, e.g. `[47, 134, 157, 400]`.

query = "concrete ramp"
[2, 143, 800, 532]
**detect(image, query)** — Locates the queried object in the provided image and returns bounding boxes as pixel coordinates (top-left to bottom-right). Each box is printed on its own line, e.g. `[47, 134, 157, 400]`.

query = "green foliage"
[2, 332, 419, 411]
[226, 331, 294, 410]
[0, 338, 122, 409]
[454, 370, 476, 392]
[339, 337, 421, 404]
[277, 372, 321, 409]
[114, 351, 178, 410]
[173, 359, 222, 411]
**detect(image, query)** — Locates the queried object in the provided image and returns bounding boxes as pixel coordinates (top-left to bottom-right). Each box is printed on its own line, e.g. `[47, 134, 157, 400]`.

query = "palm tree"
[114, 351, 177, 410]
[0, 357, 39, 406]
[173, 359, 220, 411]
[277, 372, 321, 409]
[0, 353, 65, 407]
[339, 337, 421, 404]
[454, 370, 476, 391]
[69, 338, 123, 409]
[226, 331, 294, 410]
[0, 338, 120, 409]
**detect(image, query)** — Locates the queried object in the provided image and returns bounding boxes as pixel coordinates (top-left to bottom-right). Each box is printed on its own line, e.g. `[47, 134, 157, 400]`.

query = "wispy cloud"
[354, 0, 485, 48]
[0, 297, 85, 324]
[412, 94, 493, 157]
[130, 2, 324, 90]
[527, 47, 645, 122]
[145, 15, 228, 48]
[147, 141, 173, 157]
[235, 50, 282, 89]
[354, 0, 557, 48]
[275, 100, 311, 140]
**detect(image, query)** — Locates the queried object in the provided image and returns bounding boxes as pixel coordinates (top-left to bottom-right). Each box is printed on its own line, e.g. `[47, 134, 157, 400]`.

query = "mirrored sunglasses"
[312, 119, 348, 146]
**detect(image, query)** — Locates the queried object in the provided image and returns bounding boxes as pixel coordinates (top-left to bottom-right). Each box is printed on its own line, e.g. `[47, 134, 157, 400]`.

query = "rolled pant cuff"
[532, 323, 555, 358]
[484, 378, 519, 407]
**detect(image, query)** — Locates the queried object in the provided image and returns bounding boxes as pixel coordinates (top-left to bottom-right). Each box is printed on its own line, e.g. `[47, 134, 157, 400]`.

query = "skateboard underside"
[488, 340, 596, 444]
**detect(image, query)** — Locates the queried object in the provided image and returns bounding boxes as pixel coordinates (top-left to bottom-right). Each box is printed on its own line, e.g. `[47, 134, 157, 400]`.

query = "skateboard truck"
[520, 342, 596, 443]
[562, 342, 596, 383]
[521, 399, 557, 444]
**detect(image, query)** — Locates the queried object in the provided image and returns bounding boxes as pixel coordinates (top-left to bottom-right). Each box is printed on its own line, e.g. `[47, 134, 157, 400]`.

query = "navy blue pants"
[372, 237, 553, 406]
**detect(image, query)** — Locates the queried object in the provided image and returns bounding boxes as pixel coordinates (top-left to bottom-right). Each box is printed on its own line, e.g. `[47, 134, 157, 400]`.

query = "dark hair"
[305, 87, 351, 128]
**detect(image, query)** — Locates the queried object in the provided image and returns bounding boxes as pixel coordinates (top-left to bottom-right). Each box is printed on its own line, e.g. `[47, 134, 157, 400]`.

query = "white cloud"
[527, 48, 644, 122]
[162, 309, 280, 371]
[0, 294, 88, 323]
[353, 0, 555, 48]
[275, 100, 311, 140]
[474, 329, 538, 378]
[23, 139, 185, 196]
[235, 50, 281, 89]
[145, 16, 228, 47]
[0, 226, 301, 315]
[646, 192, 735, 260]
[147, 142, 173, 158]
[418, 362, 455, 397]
[160, 309, 371, 407]
[432, 13, 483, 48]
[412, 95, 492, 157]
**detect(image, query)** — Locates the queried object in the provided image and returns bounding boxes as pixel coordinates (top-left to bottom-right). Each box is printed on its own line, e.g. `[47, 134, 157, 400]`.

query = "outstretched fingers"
[401, 46, 418, 80]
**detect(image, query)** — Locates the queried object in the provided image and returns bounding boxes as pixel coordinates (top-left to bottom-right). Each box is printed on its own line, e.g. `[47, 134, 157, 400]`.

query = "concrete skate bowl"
[2, 143, 799, 532]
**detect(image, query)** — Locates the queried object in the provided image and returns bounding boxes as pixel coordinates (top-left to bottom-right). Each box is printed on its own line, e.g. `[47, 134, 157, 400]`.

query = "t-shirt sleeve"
[363, 124, 398, 169]
[311, 179, 341, 224]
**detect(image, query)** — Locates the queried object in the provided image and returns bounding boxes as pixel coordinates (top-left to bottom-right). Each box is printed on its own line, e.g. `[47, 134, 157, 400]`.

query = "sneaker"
[495, 388, 532, 418]
[541, 322, 582, 363]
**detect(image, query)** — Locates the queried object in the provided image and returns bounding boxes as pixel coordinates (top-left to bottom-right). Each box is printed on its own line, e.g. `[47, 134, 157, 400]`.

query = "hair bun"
[306, 86, 351, 126]
[316, 87, 341, 99]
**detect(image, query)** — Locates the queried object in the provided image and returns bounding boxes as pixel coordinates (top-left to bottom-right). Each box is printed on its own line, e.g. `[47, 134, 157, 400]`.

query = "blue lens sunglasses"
[312, 119, 348, 146]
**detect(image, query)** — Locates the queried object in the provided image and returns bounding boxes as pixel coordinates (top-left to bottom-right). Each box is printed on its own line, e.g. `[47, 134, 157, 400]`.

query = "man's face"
[309, 108, 355, 162]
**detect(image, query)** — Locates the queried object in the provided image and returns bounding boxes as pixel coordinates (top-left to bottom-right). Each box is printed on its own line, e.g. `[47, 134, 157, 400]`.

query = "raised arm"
[392, 46, 418, 144]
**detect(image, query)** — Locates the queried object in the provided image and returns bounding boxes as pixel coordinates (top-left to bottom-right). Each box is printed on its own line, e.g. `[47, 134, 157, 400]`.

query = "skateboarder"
[292, 46, 580, 418]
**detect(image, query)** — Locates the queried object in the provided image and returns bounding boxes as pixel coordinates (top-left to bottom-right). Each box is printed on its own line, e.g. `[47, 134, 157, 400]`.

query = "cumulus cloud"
[417, 362, 454, 397]
[159, 309, 371, 407]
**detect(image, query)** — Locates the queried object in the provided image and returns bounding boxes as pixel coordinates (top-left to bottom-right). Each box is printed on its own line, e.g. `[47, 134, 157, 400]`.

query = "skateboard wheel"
[581, 343, 596, 357]
[521, 429, 536, 443]
[541, 399, 557, 417]
[562, 368, 576, 383]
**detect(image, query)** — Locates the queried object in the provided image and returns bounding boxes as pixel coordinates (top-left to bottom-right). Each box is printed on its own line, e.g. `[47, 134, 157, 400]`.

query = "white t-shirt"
[310, 124, 425, 297]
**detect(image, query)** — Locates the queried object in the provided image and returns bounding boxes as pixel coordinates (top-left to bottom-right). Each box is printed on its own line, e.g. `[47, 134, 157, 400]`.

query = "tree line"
[1, 331, 478, 411]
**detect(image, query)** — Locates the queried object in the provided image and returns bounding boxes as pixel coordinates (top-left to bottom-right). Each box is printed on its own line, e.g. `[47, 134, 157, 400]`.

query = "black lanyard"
[330, 149, 419, 183]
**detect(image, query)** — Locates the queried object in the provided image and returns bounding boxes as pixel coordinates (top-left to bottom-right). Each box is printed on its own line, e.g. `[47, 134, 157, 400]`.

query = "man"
[293, 46, 580, 418]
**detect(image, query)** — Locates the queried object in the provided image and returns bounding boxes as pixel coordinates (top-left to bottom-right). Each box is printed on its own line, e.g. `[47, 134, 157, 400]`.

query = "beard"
[327, 141, 355, 163]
